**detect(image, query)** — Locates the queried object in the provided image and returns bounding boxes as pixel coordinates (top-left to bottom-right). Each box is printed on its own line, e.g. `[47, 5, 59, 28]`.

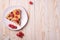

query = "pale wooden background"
[0, 0, 60, 40]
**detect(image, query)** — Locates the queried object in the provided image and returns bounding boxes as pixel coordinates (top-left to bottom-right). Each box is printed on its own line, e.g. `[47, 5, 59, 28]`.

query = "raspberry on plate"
[9, 24, 17, 29]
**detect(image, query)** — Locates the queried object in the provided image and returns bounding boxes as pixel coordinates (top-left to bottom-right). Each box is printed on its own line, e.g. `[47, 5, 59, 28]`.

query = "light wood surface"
[0, 0, 60, 40]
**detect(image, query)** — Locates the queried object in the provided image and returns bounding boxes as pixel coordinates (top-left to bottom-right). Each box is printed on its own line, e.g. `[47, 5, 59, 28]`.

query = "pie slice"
[6, 9, 21, 25]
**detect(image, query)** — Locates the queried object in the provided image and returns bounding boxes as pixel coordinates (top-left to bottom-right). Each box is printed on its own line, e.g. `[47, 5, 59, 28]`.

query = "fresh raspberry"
[29, 1, 33, 5]
[16, 31, 24, 38]
[9, 24, 17, 29]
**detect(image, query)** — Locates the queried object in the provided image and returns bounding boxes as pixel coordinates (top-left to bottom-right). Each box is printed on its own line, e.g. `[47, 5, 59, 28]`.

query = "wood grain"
[0, 0, 60, 40]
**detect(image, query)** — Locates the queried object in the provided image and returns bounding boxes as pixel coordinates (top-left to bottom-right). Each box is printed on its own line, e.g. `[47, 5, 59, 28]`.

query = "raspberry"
[16, 11, 20, 15]
[15, 20, 19, 24]
[29, 1, 33, 5]
[16, 31, 24, 38]
[9, 12, 14, 17]
[9, 24, 17, 29]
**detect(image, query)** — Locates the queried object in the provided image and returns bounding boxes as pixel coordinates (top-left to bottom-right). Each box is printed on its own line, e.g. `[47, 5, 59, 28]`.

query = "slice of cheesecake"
[6, 9, 21, 25]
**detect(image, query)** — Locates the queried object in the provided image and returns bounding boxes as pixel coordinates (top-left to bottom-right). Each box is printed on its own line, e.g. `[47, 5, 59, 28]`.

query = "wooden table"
[0, 0, 60, 40]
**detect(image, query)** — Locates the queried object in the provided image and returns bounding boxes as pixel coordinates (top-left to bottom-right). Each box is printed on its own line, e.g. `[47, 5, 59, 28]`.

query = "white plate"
[3, 6, 28, 30]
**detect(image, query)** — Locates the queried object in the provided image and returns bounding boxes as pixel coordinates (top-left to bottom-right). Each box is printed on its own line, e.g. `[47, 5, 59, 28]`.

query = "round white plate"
[3, 6, 28, 30]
